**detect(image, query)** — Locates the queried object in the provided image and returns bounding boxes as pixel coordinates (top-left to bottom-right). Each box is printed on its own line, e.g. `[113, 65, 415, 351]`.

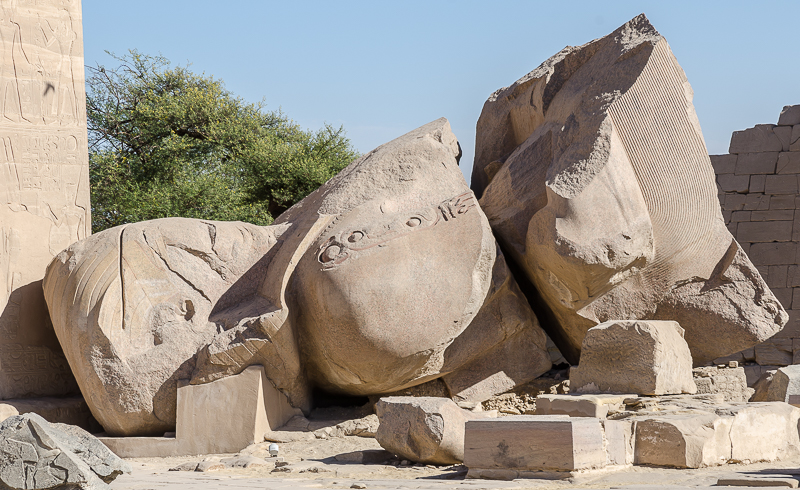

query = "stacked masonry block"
[712, 104, 800, 371]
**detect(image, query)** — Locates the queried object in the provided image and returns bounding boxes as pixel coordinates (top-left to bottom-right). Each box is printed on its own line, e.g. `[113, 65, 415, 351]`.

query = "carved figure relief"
[0, 0, 88, 400]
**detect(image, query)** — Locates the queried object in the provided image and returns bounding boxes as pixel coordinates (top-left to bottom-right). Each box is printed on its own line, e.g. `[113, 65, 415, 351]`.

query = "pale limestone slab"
[463, 416, 605, 472]
[0, 0, 90, 400]
[534, 394, 633, 418]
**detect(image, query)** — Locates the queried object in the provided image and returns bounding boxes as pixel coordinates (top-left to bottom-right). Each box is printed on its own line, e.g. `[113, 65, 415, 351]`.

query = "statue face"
[290, 192, 487, 394]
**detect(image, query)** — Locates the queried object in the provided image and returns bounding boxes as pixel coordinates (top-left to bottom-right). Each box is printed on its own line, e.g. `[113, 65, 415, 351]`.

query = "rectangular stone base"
[99, 365, 298, 457]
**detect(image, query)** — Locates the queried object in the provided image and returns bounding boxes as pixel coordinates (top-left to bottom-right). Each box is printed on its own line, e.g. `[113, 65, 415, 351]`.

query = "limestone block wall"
[712, 104, 800, 373]
[0, 0, 90, 399]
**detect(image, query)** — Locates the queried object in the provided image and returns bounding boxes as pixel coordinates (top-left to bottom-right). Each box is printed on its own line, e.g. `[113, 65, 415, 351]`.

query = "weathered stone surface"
[472, 14, 786, 364]
[570, 321, 696, 396]
[463, 416, 606, 472]
[45, 119, 551, 436]
[0, 413, 130, 489]
[0, 0, 90, 400]
[692, 366, 752, 402]
[731, 126, 784, 154]
[779, 105, 800, 126]
[375, 396, 478, 465]
[751, 365, 800, 403]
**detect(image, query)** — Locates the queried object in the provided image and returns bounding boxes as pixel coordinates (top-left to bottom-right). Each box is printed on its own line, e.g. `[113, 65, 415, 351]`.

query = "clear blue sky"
[82, 1, 799, 183]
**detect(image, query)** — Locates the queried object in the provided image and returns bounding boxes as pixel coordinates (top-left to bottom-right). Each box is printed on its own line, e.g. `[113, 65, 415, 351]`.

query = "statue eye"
[406, 217, 421, 227]
[320, 245, 341, 263]
[348, 231, 364, 243]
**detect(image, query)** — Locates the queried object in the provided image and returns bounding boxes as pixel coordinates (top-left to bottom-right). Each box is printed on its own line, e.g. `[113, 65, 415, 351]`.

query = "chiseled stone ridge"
[472, 14, 786, 364]
[0, 413, 130, 489]
[44, 119, 552, 436]
[0, 0, 91, 399]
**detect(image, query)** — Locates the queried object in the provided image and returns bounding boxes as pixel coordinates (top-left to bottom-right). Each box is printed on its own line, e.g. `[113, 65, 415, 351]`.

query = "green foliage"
[87, 51, 359, 232]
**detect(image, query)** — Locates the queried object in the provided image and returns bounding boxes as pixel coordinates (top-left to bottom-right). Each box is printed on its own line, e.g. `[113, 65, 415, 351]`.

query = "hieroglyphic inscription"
[317, 192, 477, 269]
[0, 0, 88, 399]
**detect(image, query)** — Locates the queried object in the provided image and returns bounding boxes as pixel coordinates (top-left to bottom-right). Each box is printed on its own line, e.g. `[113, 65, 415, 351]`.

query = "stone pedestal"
[99, 365, 297, 457]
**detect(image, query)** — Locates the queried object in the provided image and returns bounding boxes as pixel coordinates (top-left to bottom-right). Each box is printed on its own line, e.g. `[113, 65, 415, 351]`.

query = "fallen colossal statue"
[471, 14, 787, 365]
[43, 119, 552, 436]
[41, 15, 789, 439]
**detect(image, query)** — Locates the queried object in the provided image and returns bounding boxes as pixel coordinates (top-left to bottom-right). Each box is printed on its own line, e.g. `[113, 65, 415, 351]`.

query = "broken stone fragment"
[633, 413, 732, 468]
[375, 397, 480, 465]
[570, 320, 697, 396]
[750, 364, 800, 403]
[0, 413, 130, 490]
[472, 14, 786, 365]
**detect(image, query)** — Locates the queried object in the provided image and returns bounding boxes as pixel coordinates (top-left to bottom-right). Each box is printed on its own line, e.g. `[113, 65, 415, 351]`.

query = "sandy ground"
[109, 435, 800, 490]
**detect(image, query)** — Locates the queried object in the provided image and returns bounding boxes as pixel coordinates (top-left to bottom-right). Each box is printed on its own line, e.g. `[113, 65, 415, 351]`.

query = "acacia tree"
[87, 51, 358, 232]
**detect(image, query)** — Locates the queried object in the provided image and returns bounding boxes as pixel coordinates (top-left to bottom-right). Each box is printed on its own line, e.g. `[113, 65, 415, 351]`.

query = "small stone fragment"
[751, 365, 800, 402]
[351, 484, 368, 489]
[169, 462, 199, 471]
[375, 397, 478, 465]
[570, 320, 697, 395]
